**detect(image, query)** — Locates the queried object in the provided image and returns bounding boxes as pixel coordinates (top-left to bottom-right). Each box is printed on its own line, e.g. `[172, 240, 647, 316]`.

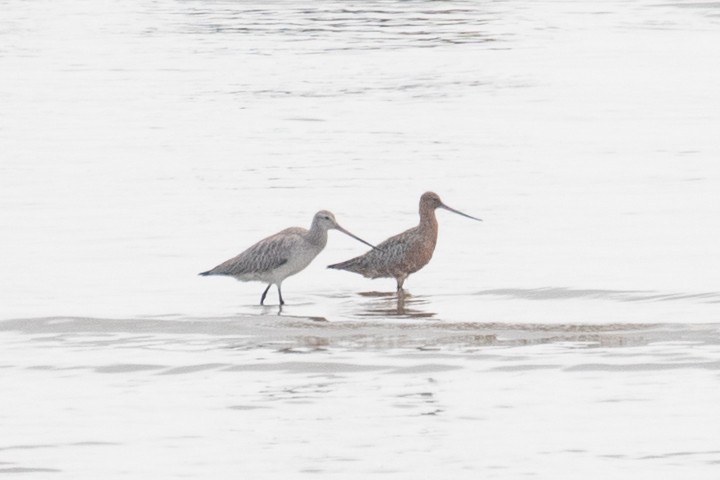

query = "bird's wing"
[329, 227, 415, 271]
[210, 228, 304, 276]
[370, 229, 417, 262]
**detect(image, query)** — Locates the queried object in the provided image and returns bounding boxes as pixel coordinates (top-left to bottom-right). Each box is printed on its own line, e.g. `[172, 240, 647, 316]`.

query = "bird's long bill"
[440, 203, 483, 222]
[335, 225, 381, 250]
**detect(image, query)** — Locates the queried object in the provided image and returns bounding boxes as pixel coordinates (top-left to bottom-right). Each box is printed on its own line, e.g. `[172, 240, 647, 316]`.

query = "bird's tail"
[198, 270, 213, 276]
[327, 258, 359, 272]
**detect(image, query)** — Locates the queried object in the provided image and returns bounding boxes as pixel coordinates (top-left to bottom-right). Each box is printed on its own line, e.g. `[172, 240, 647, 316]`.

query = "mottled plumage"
[200, 210, 376, 305]
[328, 192, 481, 291]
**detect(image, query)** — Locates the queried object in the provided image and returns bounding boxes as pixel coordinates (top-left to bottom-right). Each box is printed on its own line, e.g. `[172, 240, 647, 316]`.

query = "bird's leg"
[397, 287, 407, 304]
[277, 284, 285, 305]
[260, 284, 272, 305]
[396, 275, 406, 292]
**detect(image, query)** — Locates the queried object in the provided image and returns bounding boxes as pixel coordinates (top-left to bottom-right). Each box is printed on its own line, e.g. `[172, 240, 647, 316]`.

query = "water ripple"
[475, 287, 720, 304]
[178, 3, 501, 50]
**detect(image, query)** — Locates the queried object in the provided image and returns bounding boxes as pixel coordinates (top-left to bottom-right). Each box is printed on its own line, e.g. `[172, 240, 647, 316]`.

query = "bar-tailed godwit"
[328, 192, 481, 291]
[200, 210, 376, 305]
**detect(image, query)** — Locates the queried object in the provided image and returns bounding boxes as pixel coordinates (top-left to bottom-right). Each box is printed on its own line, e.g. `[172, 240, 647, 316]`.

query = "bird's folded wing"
[217, 232, 299, 275]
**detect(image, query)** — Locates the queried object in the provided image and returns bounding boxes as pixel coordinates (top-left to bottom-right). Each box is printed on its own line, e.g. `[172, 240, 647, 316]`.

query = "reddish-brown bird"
[328, 192, 481, 291]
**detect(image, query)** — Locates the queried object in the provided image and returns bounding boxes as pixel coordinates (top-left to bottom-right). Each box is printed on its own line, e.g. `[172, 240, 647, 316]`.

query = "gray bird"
[200, 210, 377, 305]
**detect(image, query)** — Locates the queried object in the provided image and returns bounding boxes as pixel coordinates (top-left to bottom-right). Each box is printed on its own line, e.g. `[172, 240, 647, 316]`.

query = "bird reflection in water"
[356, 291, 436, 318]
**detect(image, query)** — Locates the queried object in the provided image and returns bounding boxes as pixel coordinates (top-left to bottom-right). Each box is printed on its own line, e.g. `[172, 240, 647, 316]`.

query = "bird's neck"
[307, 224, 329, 247]
[418, 205, 438, 233]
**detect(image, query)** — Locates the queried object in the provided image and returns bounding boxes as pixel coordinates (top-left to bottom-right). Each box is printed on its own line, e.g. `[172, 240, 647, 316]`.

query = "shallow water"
[3, 316, 720, 478]
[2, 0, 720, 478]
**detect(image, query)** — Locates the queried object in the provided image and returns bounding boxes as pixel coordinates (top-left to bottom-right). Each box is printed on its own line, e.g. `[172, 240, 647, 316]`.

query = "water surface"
[1, 0, 720, 478]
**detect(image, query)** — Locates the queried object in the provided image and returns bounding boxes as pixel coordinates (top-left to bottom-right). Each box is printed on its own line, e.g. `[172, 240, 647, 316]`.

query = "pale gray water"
[1, 0, 720, 478]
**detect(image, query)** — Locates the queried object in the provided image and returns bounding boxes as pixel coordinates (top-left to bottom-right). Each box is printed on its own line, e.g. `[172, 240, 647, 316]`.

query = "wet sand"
[2, 314, 719, 351]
